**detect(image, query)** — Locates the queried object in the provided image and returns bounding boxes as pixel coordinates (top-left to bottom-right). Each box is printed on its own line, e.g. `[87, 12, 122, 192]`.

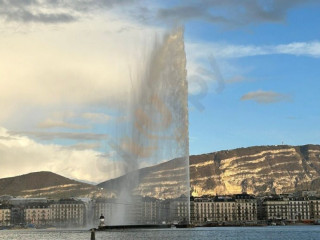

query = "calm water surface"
[1, 226, 320, 240]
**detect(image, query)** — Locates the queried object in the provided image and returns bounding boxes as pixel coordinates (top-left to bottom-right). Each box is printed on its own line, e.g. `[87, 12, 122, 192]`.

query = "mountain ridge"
[0, 171, 99, 198]
[98, 144, 320, 197]
[1, 144, 320, 198]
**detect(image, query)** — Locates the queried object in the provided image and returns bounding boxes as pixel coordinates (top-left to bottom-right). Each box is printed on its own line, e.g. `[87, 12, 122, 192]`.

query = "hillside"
[0, 171, 99, 198]
[2, 144, 320, 199]
[98, 144, 320, 197]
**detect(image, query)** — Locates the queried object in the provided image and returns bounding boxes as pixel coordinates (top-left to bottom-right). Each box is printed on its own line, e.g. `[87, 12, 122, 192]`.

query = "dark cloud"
[9, 131, 108, 141]
[241, 90, 292, 104]
[0, 0, 136, 24]
[0, 0, 76, 23]
[4, 10, 77, 23]
[156, 0, 317, 27]
[0, 0, 317, 25]
[158, 4, 230, 25]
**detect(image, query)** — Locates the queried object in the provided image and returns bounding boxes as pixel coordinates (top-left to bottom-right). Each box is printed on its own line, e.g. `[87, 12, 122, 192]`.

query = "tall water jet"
[107, 27, 189, 225]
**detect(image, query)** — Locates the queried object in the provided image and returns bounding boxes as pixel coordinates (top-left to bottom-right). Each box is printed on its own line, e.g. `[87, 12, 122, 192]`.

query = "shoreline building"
[141, 197, 161, 224]
[0, 205, 11, 227]
[192, 193, 257, 225]
[50, 199, 85, 227]
[93, 198, 116, 226]
[24, 203, 51, 227]
[1, 191, 319, 227]
[263, 195, 320, 222]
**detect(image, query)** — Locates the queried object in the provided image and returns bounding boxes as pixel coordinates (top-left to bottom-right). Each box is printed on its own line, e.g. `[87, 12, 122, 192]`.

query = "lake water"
[1, 226, 320, 240]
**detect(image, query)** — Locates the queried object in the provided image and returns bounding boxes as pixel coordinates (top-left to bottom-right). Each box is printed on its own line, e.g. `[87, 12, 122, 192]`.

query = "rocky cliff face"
[99, 144, 320, 197]
[190, 144, 320, 196]
[2, 145, 319, 198]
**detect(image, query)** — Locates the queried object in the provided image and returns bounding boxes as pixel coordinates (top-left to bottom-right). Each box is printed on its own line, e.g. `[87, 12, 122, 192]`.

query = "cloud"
[0, 14, 161, 128]
[157, 4, 230, 25]
[3, 9, 77, 23]
[9, 131, 107, 141]
[185, 40, 320, 97]
[225, 76, 246, 84]
[63, 142, 102, 151]
[0, 136, 16, 141]
[156, 0, 317, 27]
[36, 112, 111, 129]
[186, 41, 320, 60]
[0, 0, 137, 24]
[0, 128, 122, 182]
[274, 42, 320, 57]
[0, 1, 76, 24]
[2, 0, 317, 27]
[38, 118, 89, 129]
[81, 112, 111, 123]
[241, 90, 292, 104]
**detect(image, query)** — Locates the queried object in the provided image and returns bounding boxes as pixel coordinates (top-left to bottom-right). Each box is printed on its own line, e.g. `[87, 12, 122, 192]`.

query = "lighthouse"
[99, 214, 105, 227]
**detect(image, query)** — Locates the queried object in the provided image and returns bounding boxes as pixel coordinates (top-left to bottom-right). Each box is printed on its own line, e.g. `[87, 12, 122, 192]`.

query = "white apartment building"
[309, 198, 320, 220]
[50, 199, 85, 227]
[288, 200, 310, 221]
[0, 207, 11, 226]
[24, 203, 51, 226]
[192, 193, 257, 224]
[264, 197, 320, 221]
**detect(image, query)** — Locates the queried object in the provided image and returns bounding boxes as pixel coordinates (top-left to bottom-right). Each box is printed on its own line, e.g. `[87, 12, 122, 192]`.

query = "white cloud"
[0, 13, 162, 130]
[186, 41, 320, 60]
[185, 40, 320, 97]
[274, 42, 320, 57]
[0, 11, 170, 182]
[0, 128, 123, 183]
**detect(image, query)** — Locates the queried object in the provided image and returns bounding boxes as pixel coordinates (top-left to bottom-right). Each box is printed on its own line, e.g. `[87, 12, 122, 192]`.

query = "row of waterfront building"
[192, 192, 320, 225]
[0, 198, 86, 228]
[1, 191, 320, 228]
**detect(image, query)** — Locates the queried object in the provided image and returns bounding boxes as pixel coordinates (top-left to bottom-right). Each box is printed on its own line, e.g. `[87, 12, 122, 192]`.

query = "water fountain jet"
[102, 27, 190, 227]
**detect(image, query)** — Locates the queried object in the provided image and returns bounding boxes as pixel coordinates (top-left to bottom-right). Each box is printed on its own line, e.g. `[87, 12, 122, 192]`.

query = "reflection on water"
[1, 226, 320, 240]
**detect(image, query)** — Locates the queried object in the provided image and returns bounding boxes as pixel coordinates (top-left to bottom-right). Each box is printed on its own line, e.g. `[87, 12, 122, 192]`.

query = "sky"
[0, 0, 320, 183]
